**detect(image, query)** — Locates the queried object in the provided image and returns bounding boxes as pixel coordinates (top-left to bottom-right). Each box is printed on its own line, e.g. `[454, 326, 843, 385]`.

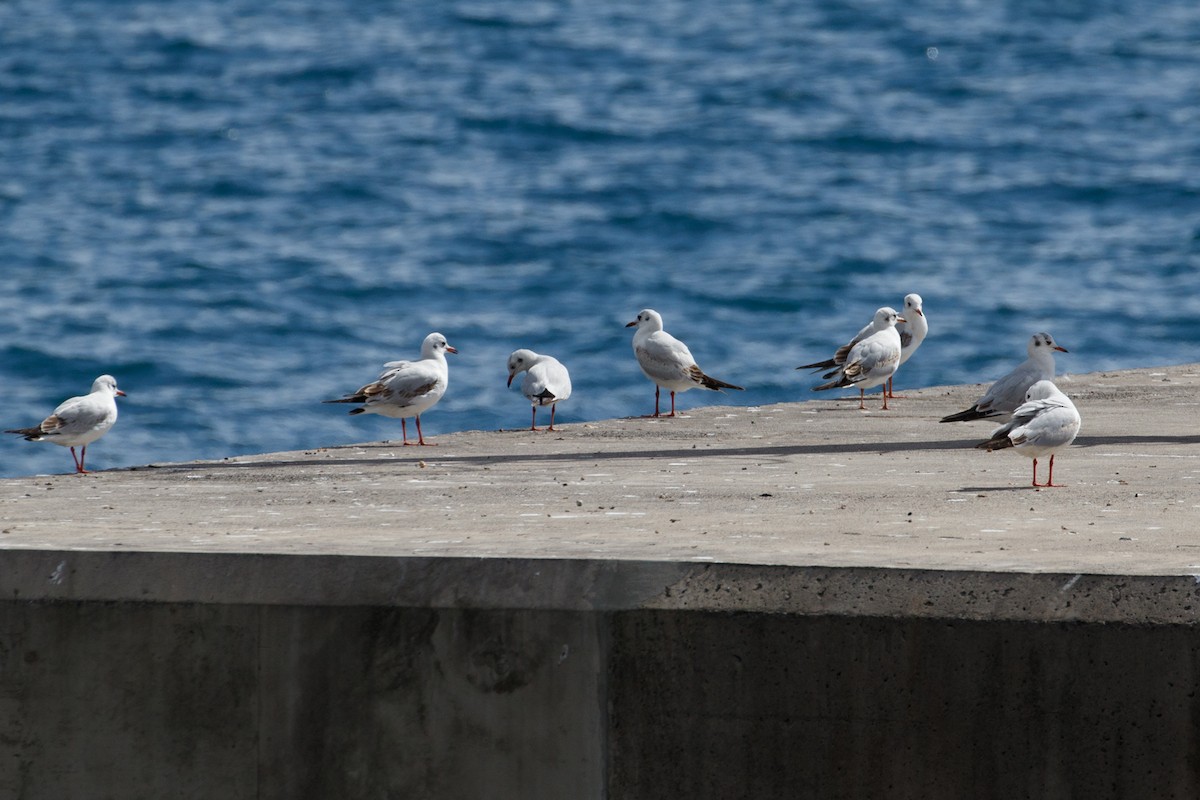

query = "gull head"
[93, 374, 126, 398]
[873, 307, 904, 328]
[1030, 332, 1067, 354]
[626, 309, 664, 331]
[903, 293, 924, 317]
[507, 349, 538, 387]
[421, 332, 458, 358]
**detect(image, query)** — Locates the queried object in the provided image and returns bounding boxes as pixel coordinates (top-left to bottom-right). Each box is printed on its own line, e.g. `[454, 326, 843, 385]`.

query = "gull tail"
[812, 374, 850, 392]
[4, 427, 44, 441]
[698, 373, 743, 392]
[975, 433, 1014, 452]
[534, 389, 557, 405]
[939, 406, 989, 423]
[796, 358, 837, 372]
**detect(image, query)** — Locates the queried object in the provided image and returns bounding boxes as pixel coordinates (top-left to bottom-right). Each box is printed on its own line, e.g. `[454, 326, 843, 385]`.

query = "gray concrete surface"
[2, 363, 1199, 616]
[1, 364, 1198, 799]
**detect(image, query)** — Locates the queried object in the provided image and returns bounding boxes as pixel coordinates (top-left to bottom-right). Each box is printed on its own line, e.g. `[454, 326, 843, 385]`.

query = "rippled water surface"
[2, 0, 1198, 476]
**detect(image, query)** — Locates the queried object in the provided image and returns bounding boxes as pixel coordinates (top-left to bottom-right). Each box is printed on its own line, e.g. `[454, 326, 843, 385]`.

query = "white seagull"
[889, 293, 928, 397]
[507, 349, 572, 431]
[975, 379, 1081, 487]
[797, 306, 896, 377]
[940, 332, 1067, 424]
[812, 307, 905, 410]
[6, 374, 126, 474]
[626, 309, 743, 417]
[324, 332, 456, 446]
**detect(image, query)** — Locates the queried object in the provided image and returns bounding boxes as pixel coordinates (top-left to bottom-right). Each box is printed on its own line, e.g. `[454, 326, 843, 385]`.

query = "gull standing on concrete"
[324, 332, 456, 446]
[889, 293, 928, 398]
[797, 306, 896, 377]
[940, 332, 1067, 424]
[5, 374, 126, 474]
[507, 349, 572, 431]
[812, 307, 905, 410]
[974, 379, 1081, 487]
[626, 309, 743, 417]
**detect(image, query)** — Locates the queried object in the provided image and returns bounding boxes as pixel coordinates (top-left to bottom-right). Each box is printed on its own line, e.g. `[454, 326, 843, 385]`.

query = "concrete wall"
[1, 599, 1197, 799]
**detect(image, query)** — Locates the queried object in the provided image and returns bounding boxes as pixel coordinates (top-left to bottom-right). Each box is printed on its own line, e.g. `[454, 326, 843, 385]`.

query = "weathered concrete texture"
[2, 600, 1197, 800]
[0, 365, 1199, 798]
[0, 601, 606, 800]
[609, 611, 1200, 800]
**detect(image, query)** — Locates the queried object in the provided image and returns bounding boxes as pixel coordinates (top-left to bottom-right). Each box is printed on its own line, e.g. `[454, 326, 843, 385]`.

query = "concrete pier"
[1, 364, 1198, 798]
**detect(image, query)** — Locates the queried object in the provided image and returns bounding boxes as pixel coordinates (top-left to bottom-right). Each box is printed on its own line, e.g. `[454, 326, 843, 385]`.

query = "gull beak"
[116, 390, 127, 397]
[896, 316, 907, 323]
[914, 308, 924, 317]
[1053, 345, 1068, 353]
[625, 320, 638, 328]
[507, 374, 514, 387]
[446, 345, 458, 355]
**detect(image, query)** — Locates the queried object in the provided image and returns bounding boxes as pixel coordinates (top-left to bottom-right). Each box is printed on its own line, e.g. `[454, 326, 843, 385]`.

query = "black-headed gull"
[974, 379, 1081, 487]
[324, 332, 456, 446]
[940, 332, 1067, 423]
[797, 307, 895, 377]
[889, 293, 928, 397]
[812, 307, 905, 410]
[626, 309, 743, 417]
[6, 374, 125, 474]
[507, 349, 572, 431]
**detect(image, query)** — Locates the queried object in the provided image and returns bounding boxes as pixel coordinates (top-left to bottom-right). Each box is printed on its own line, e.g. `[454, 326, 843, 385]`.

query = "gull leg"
[531, 406, 539, 432]
[70, 446, 89, 474]
[1031, 458, 1041, 487]
[400, 418, 410, 445]
[668, 391, 677, 417]
[415, 415, 436, 446]
[857, 389, 866, 410]
[880, 386, 890, 411]
[547, 404, 557, 431]
[1045, 454, 1063, 487]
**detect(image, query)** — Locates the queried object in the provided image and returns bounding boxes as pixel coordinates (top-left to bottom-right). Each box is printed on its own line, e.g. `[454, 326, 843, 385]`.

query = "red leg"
[400, 418, 411, 445]
[415, 415, 435, 445]
[530, 406, 539, 431]
[880, 386, 890, 411]
[857, 389, 866, 410]
[886, 376, 894, 398]
[644, 386, 662, 418]
[70, 446, 89, 474]
[1031, 458, 1041, 487]
[1045, 454, 1063, 487]
[547, 404, 556, 431]
[668, 391, 677, 417]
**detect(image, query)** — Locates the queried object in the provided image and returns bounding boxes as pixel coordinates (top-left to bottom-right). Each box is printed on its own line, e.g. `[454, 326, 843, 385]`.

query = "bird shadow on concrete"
[126, 433, 1199, 476]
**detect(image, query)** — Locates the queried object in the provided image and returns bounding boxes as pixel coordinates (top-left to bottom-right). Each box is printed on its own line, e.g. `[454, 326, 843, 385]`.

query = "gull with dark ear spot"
[324, 332, 456, 446]
[626, 308, 743, 418]
[507, 349, 572, 431]
[798, 306, 896, 378]
[6, 374, 126, 474]
[940, 332, 1067, 424]
[975, 379, 1081, 487]
[889, 293, 928, 397]
[812, 307, 905, 410]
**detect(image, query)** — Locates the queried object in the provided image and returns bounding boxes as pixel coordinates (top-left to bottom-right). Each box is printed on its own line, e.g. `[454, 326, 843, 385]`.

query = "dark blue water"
[2, 0, 1199, 477]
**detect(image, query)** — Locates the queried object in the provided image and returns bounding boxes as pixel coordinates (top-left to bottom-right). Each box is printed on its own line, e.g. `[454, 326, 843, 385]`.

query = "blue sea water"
[1, 0, 1199, 477]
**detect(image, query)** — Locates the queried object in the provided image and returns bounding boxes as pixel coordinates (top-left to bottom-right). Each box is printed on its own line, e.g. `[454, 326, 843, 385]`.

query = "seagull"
[797, 307, 896, 377]
[507, 349, 572, 431]
[812, 307, 905, 410]
[975, 379, 1081, 487]
[323, 332, 456, 445]
[940, 332, 1068, 424]
[626, 309, 743, 417]
[5, 374, 126, 474]
[889, 293, 928, 397]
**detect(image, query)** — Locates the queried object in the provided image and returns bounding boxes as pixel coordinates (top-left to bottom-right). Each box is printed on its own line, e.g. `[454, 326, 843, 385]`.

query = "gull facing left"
[324, 332, 456, 446]
[507, 349, 572, 431]
[6, 374, 126, 474]
[975, 379, 1081, 487]
[627, 309, 743, 417]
